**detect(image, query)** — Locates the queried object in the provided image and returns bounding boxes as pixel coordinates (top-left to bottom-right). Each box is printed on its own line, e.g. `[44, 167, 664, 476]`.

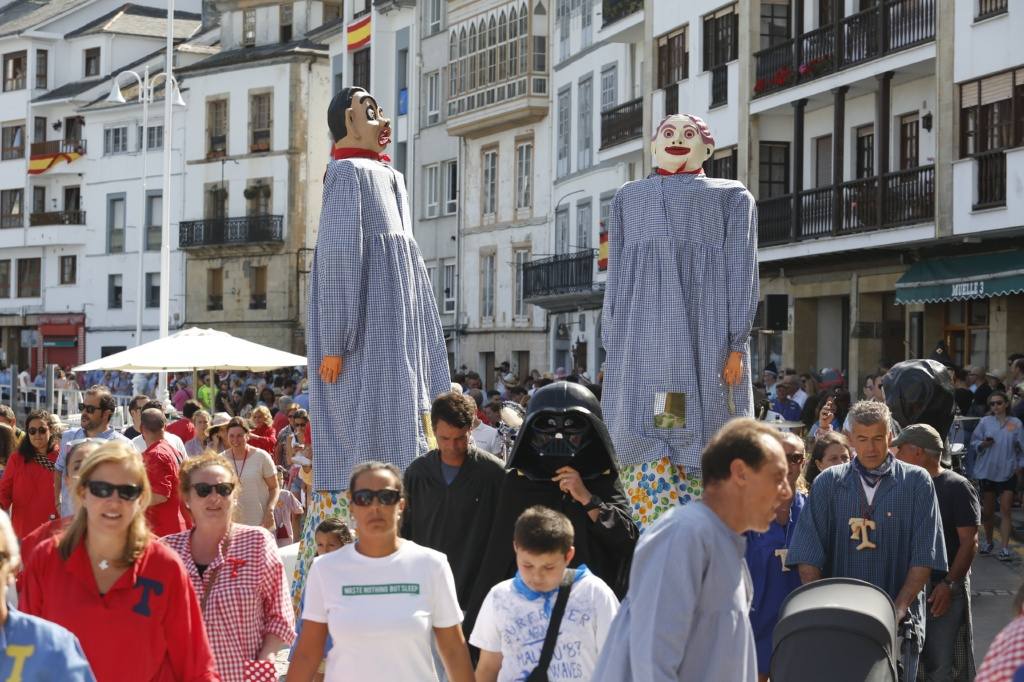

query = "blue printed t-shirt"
[0, 607, 95, 680]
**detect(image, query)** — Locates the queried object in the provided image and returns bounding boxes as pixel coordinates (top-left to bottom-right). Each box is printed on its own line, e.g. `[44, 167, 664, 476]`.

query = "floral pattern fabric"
[290, 490, 350, 611]
[620, 457, 703, 531]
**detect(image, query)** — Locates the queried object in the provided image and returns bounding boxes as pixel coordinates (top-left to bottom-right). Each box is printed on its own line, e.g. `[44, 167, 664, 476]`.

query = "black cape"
[462, 468, 638, 637]
[400, 447, 506, 608]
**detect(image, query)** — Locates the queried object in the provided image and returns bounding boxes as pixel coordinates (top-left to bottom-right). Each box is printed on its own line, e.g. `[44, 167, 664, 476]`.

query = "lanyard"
[232, 448, 249, 480]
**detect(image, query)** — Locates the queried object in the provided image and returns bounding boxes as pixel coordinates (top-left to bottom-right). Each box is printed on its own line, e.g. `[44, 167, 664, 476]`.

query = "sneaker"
[999, 548, 1014, 562]
[981, 541, 995, 555]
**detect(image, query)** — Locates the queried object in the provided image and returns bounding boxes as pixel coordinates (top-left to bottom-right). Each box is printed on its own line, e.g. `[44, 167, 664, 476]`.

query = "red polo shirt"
[143, 440, 187, 537]
[21, 536, 219, 682]
[166, 417, 196, 444]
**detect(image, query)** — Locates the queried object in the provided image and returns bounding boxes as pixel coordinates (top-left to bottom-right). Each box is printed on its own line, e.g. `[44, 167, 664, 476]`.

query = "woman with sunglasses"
[0, 410, 60, 539]
[20, 441, 218, 681]
[287, 461, 475, 682]
[163, 452, 295, 681]
[220, 417, 278, 530]
[972, 390, 1024, 561]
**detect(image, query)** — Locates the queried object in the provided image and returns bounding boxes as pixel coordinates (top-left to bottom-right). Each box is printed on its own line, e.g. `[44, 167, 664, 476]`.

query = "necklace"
[774, 497, 798, 571]
[98, 559, 110, 570]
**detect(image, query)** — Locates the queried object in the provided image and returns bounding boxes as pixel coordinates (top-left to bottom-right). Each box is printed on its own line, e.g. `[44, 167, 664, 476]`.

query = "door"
[64, 186, 81, 212]
[815, 135, 833, 188]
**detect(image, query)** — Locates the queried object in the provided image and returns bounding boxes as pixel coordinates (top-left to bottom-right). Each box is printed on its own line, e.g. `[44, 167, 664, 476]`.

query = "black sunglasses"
[27, 426, 49, 436]
[990, 401, 1006, 407]
[351, 488, 401, 507]
[79, 404, 102, 414]
[294, 421, 309, 428]
[87, 480, 143, 501]
[192, 482, 235, 498]
[787, 453, 806, 464]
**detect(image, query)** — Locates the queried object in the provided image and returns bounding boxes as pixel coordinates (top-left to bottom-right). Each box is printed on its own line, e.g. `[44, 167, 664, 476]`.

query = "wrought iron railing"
[976, 0, 1008, 20]
[0, 214, 21, 229]
[841, 176, 879, 233]
[757, 195, 793, 246]
[799, 186, 834, 239]
[179, 215, 284, 247]
[883, 165, 934, 226]
[753, 40, 795, 96]
[30, 139, 86, 156]
[974, 150, 1006, 210]
[602, 0, 642, 27]
[249, 294, 267, 310]
[523, 250, 596, 300]
[840, 6, 880, 67]
[29, 210, 86, 226]
[600, 97, 643, 149]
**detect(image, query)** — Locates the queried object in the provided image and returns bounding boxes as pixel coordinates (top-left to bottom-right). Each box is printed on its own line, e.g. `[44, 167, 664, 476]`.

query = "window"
[245, 180, 272, 216]
[481, 252, 495, 318]
[959, 69, 1023, 156]
[144, 125, 163, 150]
[33, 117, 45, 143]
[250, 92, 272, 152]
[107, 195, 125, 253]
[242, 10, 256, 47]
[899, 113, 919, 170]
[657, 27, 688, 89]
[482, 149, 497, 216]
[0, 261, 8, 298]
[145, 273, 159, 308]
[760, 0, 791, 51]
[35, 50, 47, 89]
[108, 274, 123, 309]
[353, 48, 371, 90]
[2, 51, 26, 91]
[443, 160, 458, 215]
[427, 0, 443, 34]
[206, 99, 228, 158]
[0, 189, 22, 228]
[207, 268, 223, 310]
[323, 1, 341, 22]
[146, 193, 162, 251]
[425, 164, 440, 218]
[205, 183, 228, 220]
[704, 147, 737, 179]
[557, 0, 569, 61]
[84, 48, 100, 77]
[513, 248, 529, 317]
[103, 126, 128, 155]
[555, 207, 570, 254]
[577, 77, 593, 170]
[32, 186, 44, 214]
[443, 263, 456, 313]
[59, 255, 76, 285]
[515, 141, 533, 209]
[557, 87, 571, 177]
[426, 71, 440, 125]
[600, 65, 617, 111]
[855, 125, 874, 178]
[814, 135, 832, 188]
[945, 300, 989, 368]
[581, 0, 593, 48]
[759, 142, 790, 198]
[17, 258, 40, 298]
[280, 4, 293, 43]
[534, 36, 547, 72]
[250, 265, 267, 309]
[576, 201, 592, 249]
[1, 125, 23, 160]
[703, 6, 738, 70]
[353, 0, 370, 18]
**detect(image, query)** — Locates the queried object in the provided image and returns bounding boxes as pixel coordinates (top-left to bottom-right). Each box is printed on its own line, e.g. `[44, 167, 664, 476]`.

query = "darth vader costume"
[882, 360, 956, 443]
[464, 382, 638, 635]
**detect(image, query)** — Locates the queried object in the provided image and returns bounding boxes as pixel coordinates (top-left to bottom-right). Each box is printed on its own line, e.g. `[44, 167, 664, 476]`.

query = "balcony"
[446, 76, 548, 138]
[601, 0, 641, 27]
[0, 215, 21, 229]
[30, 139, 86, 157]
[250, 129, 270, 153]
[600, 97, 642, 150]
[522, 249, 604, 313]
[758, 164, 934, 246]
[976, 0, 1007, 21]
[29, 210, 85, 226]
[179, 215, 284, 248]
[753, 0, 935, 97]
[207, 134, 227, 159]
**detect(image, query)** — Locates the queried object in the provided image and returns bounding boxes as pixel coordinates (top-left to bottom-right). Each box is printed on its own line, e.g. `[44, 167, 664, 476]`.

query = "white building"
[0, 0, 201, 371]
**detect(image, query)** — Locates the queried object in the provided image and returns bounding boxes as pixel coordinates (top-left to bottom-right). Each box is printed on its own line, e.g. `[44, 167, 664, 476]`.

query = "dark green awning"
[895, 251, 1024, 304]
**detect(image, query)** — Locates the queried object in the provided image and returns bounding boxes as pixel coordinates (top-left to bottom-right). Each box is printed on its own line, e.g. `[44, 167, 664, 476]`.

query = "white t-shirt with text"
[302, 540, 463, 681]
[470, 571, 619, 682]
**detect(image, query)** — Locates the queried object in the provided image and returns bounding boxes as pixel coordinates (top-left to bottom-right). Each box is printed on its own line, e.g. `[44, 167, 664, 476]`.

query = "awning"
[895, 251, 1024, 304]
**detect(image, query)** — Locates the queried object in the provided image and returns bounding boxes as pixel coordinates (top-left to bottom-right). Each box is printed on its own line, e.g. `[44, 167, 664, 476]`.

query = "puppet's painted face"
[652, 114, 715, 173]
[343, 92, 392, 152]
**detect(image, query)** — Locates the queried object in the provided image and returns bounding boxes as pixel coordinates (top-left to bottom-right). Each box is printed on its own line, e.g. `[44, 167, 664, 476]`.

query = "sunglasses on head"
[27, 426, 49, 436]
[78, 404, 102, 414]
[87, 480, 143, 501]
[787, 453, 806, 464]
[192, 482, 235, 498]
[351, 488, 401, 507]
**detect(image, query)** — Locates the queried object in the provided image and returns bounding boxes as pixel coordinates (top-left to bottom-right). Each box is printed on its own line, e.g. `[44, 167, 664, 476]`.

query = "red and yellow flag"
[28, 151, 82, 175]
[347, 15, 371, 51]
[598, 225, 609, 271]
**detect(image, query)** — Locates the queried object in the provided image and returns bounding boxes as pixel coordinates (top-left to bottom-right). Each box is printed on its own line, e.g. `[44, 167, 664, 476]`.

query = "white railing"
[0, 384, 135, 428]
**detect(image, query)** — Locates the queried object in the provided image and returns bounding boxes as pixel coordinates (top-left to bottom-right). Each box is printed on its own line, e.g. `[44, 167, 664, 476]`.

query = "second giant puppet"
[294, 87, 451, 601]
[601, 114, 759, 530]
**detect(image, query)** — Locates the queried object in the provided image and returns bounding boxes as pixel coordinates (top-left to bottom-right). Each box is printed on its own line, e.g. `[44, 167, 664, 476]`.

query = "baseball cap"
[892, 423, 943, 454]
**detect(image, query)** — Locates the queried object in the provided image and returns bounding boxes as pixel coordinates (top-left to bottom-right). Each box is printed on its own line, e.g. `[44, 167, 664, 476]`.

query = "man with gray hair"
[788, 400, 947, 672]
[895, 423, 979, 681]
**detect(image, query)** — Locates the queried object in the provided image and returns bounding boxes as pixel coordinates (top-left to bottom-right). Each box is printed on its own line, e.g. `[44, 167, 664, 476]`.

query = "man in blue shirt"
[772, 376, 803, 422]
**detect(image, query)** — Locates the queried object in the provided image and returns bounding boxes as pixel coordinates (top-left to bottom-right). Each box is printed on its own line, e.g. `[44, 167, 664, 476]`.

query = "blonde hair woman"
[247, 406, 278, 455]
[20, 442, 218, 682]
[164, 451, 295, 681]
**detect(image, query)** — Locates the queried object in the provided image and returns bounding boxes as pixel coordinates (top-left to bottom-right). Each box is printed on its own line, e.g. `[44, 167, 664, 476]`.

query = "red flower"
[754, 78, 766, 93]
[771, 66, 792, 86]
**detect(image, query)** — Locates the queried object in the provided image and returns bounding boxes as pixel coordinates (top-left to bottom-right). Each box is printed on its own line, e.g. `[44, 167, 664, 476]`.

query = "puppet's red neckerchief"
[655, 167, 705, 176]
[331, 146, 391, 163]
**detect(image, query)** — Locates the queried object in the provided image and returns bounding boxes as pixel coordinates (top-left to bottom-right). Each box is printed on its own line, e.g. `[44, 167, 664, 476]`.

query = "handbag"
[199, 530, 233, 614]
[524, 570, 576, 682]
[243, 659, 277, 681]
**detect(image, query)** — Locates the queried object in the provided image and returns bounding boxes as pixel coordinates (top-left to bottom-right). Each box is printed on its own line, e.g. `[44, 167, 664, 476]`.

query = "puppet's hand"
[723, 352, 743, 386]
[320, 356, 343, 383]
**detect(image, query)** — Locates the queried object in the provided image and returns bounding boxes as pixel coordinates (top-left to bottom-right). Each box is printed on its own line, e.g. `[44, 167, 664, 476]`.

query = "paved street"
[972, 547, 1021, 662]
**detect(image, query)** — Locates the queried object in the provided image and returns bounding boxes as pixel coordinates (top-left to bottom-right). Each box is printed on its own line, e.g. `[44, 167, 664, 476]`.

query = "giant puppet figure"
[292, 86, 451, 601]
[601, 113, 759, 530]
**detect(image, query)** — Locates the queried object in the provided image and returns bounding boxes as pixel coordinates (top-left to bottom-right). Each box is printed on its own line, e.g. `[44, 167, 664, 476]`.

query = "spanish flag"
[28, 151, 82, 175]
[347, 15, 371, 51]
[598, 224, 608, 271]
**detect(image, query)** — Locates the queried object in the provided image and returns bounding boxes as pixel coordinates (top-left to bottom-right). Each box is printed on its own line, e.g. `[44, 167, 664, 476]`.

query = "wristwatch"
[942, 578, 958, 589]
[582, 495, 604, 512]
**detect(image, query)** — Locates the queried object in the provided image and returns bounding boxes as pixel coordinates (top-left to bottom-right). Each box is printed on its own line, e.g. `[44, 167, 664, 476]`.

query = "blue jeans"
[920, 578, 970, 681]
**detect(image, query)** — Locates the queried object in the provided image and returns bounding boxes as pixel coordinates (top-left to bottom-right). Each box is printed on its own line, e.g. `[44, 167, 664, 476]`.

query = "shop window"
[944, 300, 989, 368]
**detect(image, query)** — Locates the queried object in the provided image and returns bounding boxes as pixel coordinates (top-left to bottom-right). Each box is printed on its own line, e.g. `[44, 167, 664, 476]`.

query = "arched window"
[509, 8, 518, 77]
[519, 3, 529, 74]
[477, 20, 487, 86]
[488, 16, 497, 84]
[498, 12, 507, 80]
[449, 32, 459, 96]
[459, 27, 468, 93]
[520, 3, 528, 36]
[468, 25, 478, 90]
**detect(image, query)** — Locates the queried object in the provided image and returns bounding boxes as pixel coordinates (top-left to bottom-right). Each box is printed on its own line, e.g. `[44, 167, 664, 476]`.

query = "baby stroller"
[770, 578, 902, 682]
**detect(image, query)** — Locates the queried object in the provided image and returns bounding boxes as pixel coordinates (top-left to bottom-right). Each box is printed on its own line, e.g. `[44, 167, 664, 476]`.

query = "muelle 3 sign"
[950, 281, 985, 298]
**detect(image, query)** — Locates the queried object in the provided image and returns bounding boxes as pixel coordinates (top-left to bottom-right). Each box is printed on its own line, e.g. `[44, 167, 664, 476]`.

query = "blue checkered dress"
[600, 173, 759, 472]
[307, 159, 451, 491]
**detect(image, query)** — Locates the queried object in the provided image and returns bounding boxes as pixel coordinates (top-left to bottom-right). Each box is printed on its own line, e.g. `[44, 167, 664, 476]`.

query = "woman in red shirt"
[0, 410, 59, 539]
[21, 441, 219, 682]
[247, 407, 277, 455]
